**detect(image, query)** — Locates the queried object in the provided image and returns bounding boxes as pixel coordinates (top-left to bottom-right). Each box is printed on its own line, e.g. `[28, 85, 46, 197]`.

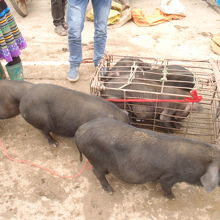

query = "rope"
[0, 139, 91, 179]
[107, 89, 202, 103]
[128, 62, 138, 83]
[160, 66, 168, 82]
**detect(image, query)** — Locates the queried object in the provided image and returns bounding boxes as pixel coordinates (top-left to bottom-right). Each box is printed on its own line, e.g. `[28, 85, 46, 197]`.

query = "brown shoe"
[54, 25, 67, 36]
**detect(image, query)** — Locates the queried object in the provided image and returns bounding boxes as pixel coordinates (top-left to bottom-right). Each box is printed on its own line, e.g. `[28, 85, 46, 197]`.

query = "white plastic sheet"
[160, 0, 186, 15]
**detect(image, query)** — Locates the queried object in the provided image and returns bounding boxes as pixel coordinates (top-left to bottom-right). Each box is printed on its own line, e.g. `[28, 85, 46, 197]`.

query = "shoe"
[62, 22, 68, 30]
[54, 25, 67, 36]
[67, 66, 79, 82]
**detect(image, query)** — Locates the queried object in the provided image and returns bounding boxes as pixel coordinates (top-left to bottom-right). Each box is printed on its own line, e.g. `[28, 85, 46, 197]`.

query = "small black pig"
[102, 80, 201, 132]
[124, 81, 201, 131]
[0, 80, 33, 119]
[104, 57, 195, 90]
[19, 84, 129, 146]
[106, 57, 149, 78]
[75, 118, 220, 199]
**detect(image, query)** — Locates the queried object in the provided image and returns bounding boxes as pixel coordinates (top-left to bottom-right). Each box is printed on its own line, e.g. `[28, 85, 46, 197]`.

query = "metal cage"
[90, 55, 220, 144]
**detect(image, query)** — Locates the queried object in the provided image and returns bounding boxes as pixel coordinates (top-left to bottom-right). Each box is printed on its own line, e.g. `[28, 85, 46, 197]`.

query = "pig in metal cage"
[90, 55, 220, 144]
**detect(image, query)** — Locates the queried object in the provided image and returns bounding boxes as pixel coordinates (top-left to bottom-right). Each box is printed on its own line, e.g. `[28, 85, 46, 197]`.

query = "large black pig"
[75, 118, 220, 199]
[0, 80, 33, 119]
[19, 84, 129, 146]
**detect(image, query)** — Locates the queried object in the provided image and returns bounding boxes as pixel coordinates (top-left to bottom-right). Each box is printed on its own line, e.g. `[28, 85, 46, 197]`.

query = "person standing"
[51, 0, 67, 36]
[67, 0, 112, 82]
[0, 0, 27, 80]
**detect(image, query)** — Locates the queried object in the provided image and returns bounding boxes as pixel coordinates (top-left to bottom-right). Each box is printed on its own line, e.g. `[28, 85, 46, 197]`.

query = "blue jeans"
[67, 0, 112, 67]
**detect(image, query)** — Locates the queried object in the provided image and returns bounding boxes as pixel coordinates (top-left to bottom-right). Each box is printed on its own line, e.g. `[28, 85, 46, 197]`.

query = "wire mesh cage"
[90, 55, 220, 144]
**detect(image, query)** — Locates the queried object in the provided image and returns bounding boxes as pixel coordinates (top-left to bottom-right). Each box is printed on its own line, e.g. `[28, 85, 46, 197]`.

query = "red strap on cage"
[81, 58, 94, 64]
[106, 89, 202, 103]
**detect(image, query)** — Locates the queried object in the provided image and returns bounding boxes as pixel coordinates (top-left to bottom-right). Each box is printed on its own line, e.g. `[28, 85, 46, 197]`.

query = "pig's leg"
[160, 109, 178, 133]
[0, 103, 19, 119]
[41, 131, 59, 147]
[159, 174, 176, 199]
[93, 167, 113, 193]
[162, 122, 176, 133]
[0, 108, 9, 119]
[171, 120, 182, 129]
[21, 107, 59, 146]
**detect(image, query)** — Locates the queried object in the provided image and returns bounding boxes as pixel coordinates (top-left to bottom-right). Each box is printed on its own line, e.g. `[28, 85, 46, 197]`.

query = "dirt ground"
[0, 0, 220, 219]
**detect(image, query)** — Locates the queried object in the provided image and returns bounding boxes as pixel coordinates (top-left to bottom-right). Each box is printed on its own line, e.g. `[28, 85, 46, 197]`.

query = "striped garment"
[0, 0, 26, 62]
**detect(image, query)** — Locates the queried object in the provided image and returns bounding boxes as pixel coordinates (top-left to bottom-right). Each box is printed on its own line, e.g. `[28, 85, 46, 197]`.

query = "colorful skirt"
[0, 0, 27, 62]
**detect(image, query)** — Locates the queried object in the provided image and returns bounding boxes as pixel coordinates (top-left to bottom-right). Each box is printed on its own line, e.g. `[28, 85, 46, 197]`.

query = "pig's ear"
[182, 103, 203, 117]
[114, 71, 120, 77]
[121, 109, 129, 116]
[192, 103, 203, 112]
[181, 104, 192, 117]
[108, 71, 120, 77]
[160, 109, 175, 121]
[200, 161, 219, 192]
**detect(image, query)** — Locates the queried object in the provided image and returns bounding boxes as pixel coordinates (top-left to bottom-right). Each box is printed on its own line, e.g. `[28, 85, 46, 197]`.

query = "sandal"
[54, 25, 67, 36]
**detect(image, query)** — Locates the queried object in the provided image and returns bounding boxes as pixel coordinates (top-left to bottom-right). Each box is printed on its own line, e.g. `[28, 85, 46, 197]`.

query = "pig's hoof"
[167, 129, 174, 134]
[52, 143, 58, 148]
[49, 140, 59, 147]
[164, 192, 175, 200]
[108, 191, 114, 195]
[173, 123, 182, 129]
[103, 185, 114, 194]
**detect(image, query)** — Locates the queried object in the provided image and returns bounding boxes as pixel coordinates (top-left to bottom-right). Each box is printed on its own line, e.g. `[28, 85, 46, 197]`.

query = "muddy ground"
[0, 0, 220, 219]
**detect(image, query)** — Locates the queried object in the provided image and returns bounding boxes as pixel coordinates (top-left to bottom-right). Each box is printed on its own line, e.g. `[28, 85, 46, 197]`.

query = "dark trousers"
[7, 56, 21, 66]
[51, 0, 67, 26]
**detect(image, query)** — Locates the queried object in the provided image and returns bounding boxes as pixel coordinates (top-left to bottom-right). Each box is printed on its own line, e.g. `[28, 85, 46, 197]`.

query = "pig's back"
[20, 84, 129, 136]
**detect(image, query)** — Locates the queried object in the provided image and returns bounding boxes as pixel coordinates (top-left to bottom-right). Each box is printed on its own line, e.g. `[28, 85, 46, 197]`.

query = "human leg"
[6, 56, 24, 80]
[51, 0, 67, 36]
[0, 62, 6, 79]
[62, 0, 68, 29]
[67, 0, 89, 81]
[0, 3, 26, 62]
[92, 0, 112, 66]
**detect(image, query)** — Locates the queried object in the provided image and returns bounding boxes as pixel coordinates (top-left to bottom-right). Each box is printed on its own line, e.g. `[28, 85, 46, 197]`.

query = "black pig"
[102, 79, 200, 132]
[19, 84, 129, 146]
[75, 118, 220, 199]
[124, 81, 201, 131]
[0, 80, 33, 119]
[104, 57, 195, 90]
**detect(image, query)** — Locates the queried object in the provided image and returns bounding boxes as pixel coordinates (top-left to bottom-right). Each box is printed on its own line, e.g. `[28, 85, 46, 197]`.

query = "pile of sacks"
[86, 1, 131, 26]
[86, 0, 186, 27]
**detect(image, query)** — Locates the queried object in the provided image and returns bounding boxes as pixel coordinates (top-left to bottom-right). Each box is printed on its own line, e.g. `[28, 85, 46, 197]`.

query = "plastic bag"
[160, 0, 186, 15]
